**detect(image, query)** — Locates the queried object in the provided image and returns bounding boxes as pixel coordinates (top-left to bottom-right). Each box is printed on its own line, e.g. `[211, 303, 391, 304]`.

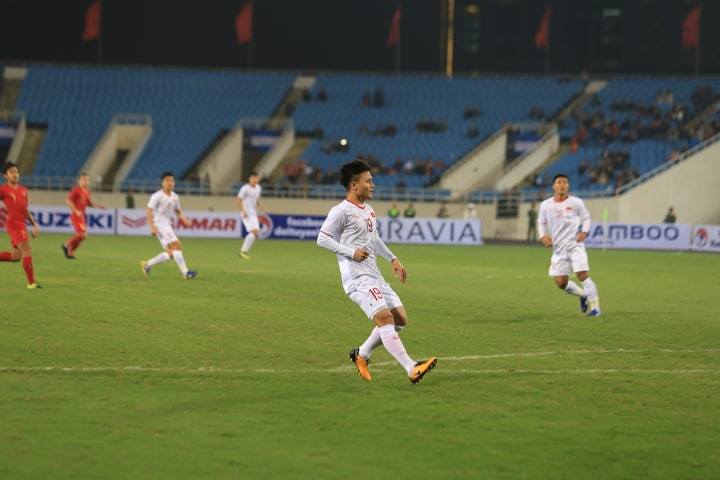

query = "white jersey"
[237, 184, 262, 218]
[317, 199, 397, 294]
[147, 190, 181, 229]
[538, 195, 591, 254]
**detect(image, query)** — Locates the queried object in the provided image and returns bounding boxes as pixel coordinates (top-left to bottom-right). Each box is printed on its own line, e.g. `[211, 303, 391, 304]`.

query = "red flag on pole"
[682, 5, 701, 49]
[235, 1, 253, 45]
[534, 6, 551, 49]
[82, 0, 101, 43]
[386, 6, 401, 48]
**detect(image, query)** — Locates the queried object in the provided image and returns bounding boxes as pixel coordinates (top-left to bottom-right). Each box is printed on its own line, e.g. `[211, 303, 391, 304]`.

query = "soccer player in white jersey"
[538, 174, 600, 316]
[236, 172, 264, 260]
[140, 172, 197, 280]
[317, 159, 437, 383]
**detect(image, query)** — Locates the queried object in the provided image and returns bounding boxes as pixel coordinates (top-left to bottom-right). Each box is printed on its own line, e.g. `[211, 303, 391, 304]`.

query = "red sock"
[68, 235, 85, 254]
[22, 256, 35, 285]
[0, 251, 14, 261]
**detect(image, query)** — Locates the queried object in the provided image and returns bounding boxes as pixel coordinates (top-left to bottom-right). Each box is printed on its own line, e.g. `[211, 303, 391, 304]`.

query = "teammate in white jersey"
[140, 172, 197, 280]
[317, 159, 437, 383]
[538, 174, 600, 316]
[236, 172, 264, 260]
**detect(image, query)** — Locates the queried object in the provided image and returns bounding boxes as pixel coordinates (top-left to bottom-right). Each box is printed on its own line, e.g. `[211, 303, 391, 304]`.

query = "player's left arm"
[26, 209, 40, 237]
[375, 233, 407, 284]
[176, 208, 191, 227]
[576, 199, 591, 242]
[89, 197, 106, 209]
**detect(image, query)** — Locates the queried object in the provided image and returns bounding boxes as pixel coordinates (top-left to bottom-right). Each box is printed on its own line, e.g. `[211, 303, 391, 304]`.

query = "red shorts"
[7, 226, 28, 248]
[71, 214, 87, 234]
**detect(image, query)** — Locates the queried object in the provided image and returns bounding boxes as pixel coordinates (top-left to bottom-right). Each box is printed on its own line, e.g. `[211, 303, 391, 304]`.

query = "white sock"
[582, 278, 599, 302]
[172, 250, 189, 275]
[378, 324, 416, 374]
[358, 327, 382, 359]
[147, 252, 171, 267]
[564, 281, 585, 297]
[241, 233, 256, 253]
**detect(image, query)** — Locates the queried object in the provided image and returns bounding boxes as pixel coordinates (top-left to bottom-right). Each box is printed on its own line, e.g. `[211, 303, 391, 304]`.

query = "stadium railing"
[234, 183, 453, 203]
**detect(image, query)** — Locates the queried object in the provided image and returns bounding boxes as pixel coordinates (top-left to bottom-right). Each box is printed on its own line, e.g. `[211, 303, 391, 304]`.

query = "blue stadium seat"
[16, 66, 294, 179]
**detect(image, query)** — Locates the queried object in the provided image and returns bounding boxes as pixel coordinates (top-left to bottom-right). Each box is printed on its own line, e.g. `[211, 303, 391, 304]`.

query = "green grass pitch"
[1, 234, 719, 479]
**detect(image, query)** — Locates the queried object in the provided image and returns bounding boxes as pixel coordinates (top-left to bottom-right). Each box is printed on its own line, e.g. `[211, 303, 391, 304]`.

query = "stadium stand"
[291, 74, 586, 188]
[15, 66, 294, 179]
[526, 78, 720, 196]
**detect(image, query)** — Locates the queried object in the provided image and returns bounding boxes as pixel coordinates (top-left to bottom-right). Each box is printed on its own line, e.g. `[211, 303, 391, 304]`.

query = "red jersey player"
[0, 162, 41, 289]
[62, 173, 105, 259]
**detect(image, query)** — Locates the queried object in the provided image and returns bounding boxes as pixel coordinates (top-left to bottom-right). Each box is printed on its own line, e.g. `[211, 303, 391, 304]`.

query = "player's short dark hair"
[552, 173, 569, 183]
[2, 162, 18, 175]
[160, 171, 174, 180]
[340, 159, 371, 189]
[78, 172, 88, 177]
[248, 171, 259, 179]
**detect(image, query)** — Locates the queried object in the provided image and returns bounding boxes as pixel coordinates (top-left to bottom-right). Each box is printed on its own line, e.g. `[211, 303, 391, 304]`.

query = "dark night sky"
[0, 0, 443, 72]
[0, 0, 716, 74]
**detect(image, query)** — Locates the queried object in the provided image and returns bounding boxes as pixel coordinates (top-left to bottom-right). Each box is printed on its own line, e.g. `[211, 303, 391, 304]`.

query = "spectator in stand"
[388, 203, 400, 219]
[527, 202, 538, 242]
[125, 189, 135, 209]
[302, 89, 311, 102]
[464, 106, 482, 119]
[529, 106, 546, 120]
[467, 122, 479, 138]
[362, 91, 371, 106]
[373, 88, 385, 107]
[578, 159, 590, 176]
[664, 207, 677, 224]
[436, 201, 449, 219]
[463, 203, 478, 220]
[403, 203, 416, 218]
[403, 159, 415, 173]
[316, 87, 328, 102]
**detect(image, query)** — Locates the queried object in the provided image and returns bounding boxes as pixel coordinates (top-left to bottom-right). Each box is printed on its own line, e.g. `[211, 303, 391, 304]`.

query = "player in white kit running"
[140, 172, 197, 280]
[317, 159, 437, 383]
[538, 174, 600, 316]
[236, 172, 264, 260]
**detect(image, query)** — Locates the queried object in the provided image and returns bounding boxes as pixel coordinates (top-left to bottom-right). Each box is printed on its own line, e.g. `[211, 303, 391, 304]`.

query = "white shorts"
[242, 215, 259, 232]
[549, 245, 590, 276]
[156, 224, 179, 249]
[348, 277, 403, 320]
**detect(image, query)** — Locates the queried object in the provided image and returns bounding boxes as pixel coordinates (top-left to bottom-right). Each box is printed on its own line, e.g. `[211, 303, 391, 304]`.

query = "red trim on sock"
[0, 251, 13, 261]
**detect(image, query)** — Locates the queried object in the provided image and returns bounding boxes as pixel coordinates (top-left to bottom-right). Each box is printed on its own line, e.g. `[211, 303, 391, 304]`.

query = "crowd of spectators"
[568, 85, 720, 152]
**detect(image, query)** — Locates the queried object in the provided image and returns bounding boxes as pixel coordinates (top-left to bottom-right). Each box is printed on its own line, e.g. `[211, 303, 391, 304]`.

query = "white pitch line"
[364, 347, 720, 367]
[1, 348, 718, 376]
[0, 366, 717, 375]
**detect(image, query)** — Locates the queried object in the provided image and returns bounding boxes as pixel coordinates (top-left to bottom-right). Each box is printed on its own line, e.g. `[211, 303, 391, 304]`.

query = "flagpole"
[97, 0, 103, 65]
[445, 0, 454, 77]
[695, 0, 702, 76]
[544, 6, 550, 74]
[248, 0, 254, 69]
[395, 0, 402, 73]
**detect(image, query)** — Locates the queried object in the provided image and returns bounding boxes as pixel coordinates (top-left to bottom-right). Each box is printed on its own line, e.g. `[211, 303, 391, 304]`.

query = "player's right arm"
[537, 202, 552, 247]
[66, 189, 80, 216]
[146, 193, 159, 236]
[317, 206, 366, 261]
[235, 187, 247, 218]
